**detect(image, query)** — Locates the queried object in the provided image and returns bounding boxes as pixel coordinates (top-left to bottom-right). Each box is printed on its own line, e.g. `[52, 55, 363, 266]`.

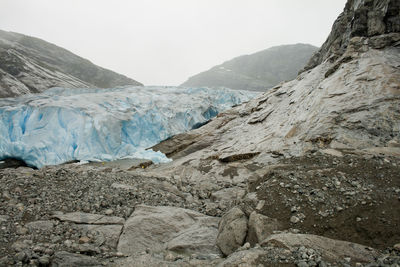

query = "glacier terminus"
[0, 86, 257, 168]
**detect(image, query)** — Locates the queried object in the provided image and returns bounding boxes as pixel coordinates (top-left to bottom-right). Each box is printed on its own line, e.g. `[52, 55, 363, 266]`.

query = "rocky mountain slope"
[0, 30, 142, 98]
[181, 44, 318, 91]
[0, 0, 400, 266]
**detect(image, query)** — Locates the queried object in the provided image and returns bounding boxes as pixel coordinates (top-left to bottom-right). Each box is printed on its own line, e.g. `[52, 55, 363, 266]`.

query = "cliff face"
[181, 44, 318, 91]
[0, 30, 142, 98]
[302, 0, 400, 72]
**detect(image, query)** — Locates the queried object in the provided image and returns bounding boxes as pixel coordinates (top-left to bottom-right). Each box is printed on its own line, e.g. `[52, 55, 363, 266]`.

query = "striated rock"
[216, 207, 248, 256]
[247, 212, 281, 245]
[117, 205, 220, 256]
[53, 212, 125, 225]
[261, 233, 379, 263]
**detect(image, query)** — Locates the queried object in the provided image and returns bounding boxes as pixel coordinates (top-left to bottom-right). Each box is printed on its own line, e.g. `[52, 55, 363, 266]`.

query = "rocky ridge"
[0, 0, 400, 266]
[0, 29, 142, 98]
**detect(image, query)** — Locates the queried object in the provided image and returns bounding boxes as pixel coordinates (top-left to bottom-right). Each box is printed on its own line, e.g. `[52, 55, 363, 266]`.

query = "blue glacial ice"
[0, 86, 257, 168]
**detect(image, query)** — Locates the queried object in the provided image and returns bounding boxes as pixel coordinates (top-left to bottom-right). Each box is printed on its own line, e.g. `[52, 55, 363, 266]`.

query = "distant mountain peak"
[181, 43, 318, 91]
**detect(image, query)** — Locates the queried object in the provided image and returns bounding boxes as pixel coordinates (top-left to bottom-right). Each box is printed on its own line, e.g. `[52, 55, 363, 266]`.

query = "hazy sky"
[1, 0, 347, 86]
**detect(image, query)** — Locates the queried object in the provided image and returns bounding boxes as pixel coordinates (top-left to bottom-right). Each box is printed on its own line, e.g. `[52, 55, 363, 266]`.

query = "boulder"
[216, 207, 248, 256]
[117, 205, 220, 256]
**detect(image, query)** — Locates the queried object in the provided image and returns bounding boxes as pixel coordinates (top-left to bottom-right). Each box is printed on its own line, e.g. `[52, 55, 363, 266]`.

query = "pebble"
[104, 209, 114, 215]
[290, 216, 300, 224]
[297, 261, 309, 267]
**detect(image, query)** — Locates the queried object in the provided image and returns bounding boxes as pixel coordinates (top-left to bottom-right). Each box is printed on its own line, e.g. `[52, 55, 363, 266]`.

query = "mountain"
[0, 29, 142, 98]
[181, 43, 318, 91]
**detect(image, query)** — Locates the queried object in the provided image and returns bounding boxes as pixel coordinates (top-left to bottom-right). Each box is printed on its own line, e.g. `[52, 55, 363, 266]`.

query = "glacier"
[0, 86, 257, 168]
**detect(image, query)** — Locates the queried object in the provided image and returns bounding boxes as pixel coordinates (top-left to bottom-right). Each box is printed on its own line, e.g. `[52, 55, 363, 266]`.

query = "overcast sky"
[1, 0, 347, 86]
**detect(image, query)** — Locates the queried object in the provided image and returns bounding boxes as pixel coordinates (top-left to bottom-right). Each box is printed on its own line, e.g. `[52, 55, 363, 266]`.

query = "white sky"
[0, 0, 347, 86]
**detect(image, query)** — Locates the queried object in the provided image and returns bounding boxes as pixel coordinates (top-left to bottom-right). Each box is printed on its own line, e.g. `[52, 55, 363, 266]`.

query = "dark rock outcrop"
[302, 0, 400, 72]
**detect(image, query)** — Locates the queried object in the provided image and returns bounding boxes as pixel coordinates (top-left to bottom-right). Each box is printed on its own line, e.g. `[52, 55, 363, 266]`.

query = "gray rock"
[167, 223, 220, 255]
[261, 233, 379, 263]
[247, 211, 281, 245]
[26, 220, 54, 232]
[216, 207, 248, 256]
[50, 251, 101, 267]
[0, 215, 9, 223]
[217, 247, 265, 267]
[118, 205, 220, 256]
[75, 224, 123, 248]
[210, 187, 246, 205]
[53, 212, 124, 225]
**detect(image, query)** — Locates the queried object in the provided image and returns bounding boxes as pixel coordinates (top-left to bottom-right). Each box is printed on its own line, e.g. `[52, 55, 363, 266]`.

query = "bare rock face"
[302, 0, 400, 72]
[216, 207, 248, 256]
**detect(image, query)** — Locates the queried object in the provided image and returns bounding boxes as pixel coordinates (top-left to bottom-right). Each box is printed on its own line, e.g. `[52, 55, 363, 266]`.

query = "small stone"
[64, 240, 72, 247]
[393, 243, 400, 251]
[344, 257, 351, 262]
[15, 226, 28, 235]
[242, 242, 251, 250]
[297, 261, 309, 267]
[356, 217, 361, 222]
[44, 248, 54, 255]
[16, 251, 27, 262]
[290, 216, 300, 224]
[104, 209, 114, 215]
[38, 255, 50, 265]
[79, 236, 90, 244]
[165, 252, 176, 261]
[256, 200, 265, 210]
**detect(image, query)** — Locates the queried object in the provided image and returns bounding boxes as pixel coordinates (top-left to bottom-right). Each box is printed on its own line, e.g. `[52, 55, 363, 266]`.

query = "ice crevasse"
[0, 86, 257, 168]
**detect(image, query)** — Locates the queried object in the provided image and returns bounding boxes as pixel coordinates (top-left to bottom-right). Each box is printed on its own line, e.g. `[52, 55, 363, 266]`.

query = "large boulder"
[117, 205, 220, 256]
[216, 207, 248, 256]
